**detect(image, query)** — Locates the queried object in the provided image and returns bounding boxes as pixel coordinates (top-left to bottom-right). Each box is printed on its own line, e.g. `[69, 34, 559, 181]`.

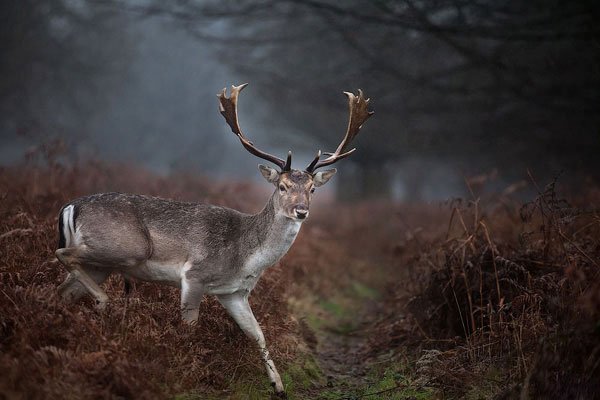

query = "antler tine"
[305, 89, 374, 173]
[218, 83, 291, 171]
[306, 150, 322, 172]
[283, 151, 292, 171]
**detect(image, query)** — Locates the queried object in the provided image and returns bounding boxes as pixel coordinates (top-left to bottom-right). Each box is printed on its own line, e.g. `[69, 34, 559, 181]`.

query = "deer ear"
[313, 168, 337, 187]
[258, 164, 279, 184]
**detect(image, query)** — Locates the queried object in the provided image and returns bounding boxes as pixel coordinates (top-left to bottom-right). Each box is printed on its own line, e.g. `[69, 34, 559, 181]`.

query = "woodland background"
[1, 1, 599, 399]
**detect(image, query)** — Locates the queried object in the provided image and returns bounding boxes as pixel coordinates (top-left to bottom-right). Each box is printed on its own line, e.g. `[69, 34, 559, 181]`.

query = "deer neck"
[243, 192, 302, 270]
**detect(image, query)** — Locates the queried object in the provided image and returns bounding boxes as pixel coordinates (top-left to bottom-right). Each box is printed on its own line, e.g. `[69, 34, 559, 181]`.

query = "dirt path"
[307, 290, 387, 398]
[291, 254, 419, 399]
[318, 326, 369, 387]
[288, 227, 412, 398]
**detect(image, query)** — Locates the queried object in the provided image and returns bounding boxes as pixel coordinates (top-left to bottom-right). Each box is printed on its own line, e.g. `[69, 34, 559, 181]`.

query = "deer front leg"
[180, 278, 204, 324]
[217, 292, 285, 396]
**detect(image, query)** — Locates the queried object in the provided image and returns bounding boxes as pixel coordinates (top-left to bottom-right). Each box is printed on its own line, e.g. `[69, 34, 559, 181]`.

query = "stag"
[55, 83, 373, 395]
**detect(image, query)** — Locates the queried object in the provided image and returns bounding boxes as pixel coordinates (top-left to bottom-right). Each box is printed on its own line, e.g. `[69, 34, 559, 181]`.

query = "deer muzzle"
[294, 205, 309, 220]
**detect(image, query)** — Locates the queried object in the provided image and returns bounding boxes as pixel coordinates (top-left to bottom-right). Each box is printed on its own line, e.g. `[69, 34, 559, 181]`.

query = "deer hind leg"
[217, 292, 285, 396]
[56, 247, 110, 309]
[58, 268, 111, 304]
[58, 272, 85, 301]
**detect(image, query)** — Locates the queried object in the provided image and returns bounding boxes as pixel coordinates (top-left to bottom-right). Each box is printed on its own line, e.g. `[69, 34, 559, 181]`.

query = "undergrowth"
[0, 160, 307, 399]
[1, 153, 599, 399]
[371, 177, 600, 399]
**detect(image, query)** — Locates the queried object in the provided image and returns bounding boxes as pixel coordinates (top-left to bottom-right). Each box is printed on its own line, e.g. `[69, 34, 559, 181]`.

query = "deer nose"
[294, 206, 309, 220]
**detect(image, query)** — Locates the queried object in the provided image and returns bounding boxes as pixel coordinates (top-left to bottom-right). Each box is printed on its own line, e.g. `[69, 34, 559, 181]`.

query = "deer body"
[60, 192, 300, 294]
[55, 84, 373, 396]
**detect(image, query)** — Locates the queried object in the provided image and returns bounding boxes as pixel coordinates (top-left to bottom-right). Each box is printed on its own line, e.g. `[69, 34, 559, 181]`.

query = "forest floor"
[292, 269, 439, 399]
[297, 272, 384, 398]
[1, 161, 599, 400]
[304, 285, 416, 400]
[278, 202, 439, 400]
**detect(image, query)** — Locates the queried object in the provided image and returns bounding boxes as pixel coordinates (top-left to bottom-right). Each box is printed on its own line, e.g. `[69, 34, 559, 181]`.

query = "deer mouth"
[293, 207, 309, 220]
[295, 212, 308, 220]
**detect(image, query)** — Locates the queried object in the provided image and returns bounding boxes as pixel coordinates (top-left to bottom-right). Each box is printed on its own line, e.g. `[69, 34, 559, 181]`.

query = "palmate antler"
[218, 83, 292, 171]
[305, 89, 374, 173]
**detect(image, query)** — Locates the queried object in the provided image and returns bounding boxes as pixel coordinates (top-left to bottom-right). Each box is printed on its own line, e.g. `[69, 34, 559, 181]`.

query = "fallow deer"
[55, 83, 373, 395]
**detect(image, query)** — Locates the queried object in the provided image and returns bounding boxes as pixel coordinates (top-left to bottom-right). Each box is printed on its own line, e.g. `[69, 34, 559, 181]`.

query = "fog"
[2, 1, 599, 201]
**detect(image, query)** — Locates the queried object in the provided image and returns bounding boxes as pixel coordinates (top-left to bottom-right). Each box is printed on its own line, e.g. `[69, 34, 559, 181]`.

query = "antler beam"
[305, 89, 374, 173]
[218, 83, 291, 171]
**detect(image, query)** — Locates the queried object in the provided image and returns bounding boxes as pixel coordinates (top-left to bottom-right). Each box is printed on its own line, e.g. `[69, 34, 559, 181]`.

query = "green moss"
[351, 281, 379, 300]
[318, 300, 359, 334]
[305, 313, 324, 331]
[282, 354, 325, 396]
[315, 388, 345, 399]
[320, 299, 347, 319]
[227, 381, 272, 400]
[359, 365, 436, 400]
[218, 355, 327, 400]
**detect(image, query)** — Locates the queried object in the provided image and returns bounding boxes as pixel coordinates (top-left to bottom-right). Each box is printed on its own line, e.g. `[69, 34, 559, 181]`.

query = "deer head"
[218, 83, 373, 220]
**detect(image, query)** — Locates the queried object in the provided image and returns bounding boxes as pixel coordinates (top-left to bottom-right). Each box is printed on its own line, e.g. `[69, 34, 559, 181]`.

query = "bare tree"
[92, 0, 600, 198]
[0, 0, 132, 149]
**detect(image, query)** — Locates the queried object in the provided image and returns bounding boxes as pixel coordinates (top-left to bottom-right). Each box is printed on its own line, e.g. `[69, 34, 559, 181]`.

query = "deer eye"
[310, 187, 315, 193]
[279, 184, 286, 192]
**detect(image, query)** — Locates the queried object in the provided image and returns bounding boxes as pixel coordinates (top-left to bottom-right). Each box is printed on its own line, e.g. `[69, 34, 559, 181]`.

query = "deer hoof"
[270, 382, 287, 399]
[271, 391, 287, 399]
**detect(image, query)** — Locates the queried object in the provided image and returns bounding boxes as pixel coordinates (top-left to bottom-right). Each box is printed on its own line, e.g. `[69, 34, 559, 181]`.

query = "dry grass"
[370, 178, 600, 398]
[0, 160, 303, 399]
[1, 151, 599, 399]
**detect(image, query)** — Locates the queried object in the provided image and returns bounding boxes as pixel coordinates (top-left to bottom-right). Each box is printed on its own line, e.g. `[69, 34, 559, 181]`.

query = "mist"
[1, 0, 599, 201]
[3, 2, 600, 398]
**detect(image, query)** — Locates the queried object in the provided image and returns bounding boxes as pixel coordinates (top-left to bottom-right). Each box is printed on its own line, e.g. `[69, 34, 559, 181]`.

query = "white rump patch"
[62, 205, 75, 247]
